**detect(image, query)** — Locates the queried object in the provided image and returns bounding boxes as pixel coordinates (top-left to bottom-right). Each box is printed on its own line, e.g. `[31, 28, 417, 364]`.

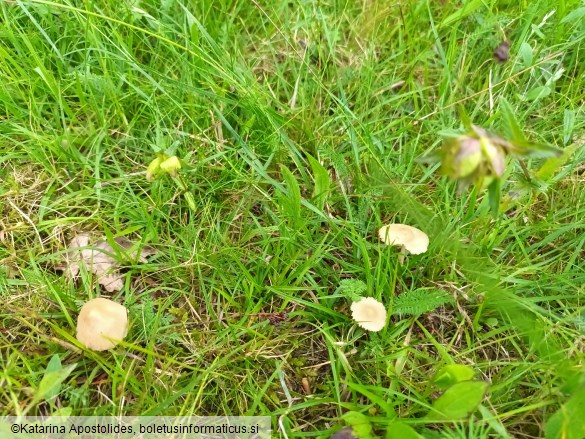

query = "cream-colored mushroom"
[350, 297, 387, 332]
[76, 298, 129, 351]
[378, 224, 429, 264]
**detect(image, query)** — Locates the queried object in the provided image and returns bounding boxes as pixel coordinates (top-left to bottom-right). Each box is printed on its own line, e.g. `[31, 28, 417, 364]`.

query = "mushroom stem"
[398, 246, 407, 265]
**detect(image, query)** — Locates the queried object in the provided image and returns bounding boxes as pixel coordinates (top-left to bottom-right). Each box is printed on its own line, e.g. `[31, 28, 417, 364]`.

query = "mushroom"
[76, 298, 129, 351]
[378, 224, 429, 264]
[350, 297, 387, 332]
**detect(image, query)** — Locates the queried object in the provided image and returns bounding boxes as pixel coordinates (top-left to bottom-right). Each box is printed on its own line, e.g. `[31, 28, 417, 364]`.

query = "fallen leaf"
[65, 234, 155, 292]
[112, 236, 156, 263]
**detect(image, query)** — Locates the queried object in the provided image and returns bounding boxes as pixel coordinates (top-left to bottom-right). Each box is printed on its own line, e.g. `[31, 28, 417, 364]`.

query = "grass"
[1, 0, 584, 437]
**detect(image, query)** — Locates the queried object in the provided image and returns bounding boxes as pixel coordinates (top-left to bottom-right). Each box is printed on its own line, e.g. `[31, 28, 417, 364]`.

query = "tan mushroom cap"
[76, 298, 129, 351]
[378, 224, 429, 255]
[350, 297, 387, 332]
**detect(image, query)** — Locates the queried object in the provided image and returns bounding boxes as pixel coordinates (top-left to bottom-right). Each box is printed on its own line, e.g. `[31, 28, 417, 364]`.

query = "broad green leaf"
[428, 381, 488, 420]
[34, 357, 76, 404]
[386, 422, 424, 439]
[342, 412, 375, 439]
[48, 406, 73, 418]
[560, 7, 585, 23]
[563, 109, 576, 146]
[485, 317, 499, 327]
[433, 364, 476, 389]
[519, 42, 533, 66]
[279, 166, 302, 230]
[42, 355, 63, 401]
[307, 154, 330, 211]
[525, 85, 551, 102]
[545, 386, 585, 439]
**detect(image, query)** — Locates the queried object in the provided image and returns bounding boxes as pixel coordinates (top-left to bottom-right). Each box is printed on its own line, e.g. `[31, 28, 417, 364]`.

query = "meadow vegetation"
[1, 0, 584, 437]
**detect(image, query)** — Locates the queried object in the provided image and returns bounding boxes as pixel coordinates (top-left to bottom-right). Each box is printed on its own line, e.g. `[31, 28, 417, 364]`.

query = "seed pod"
[493, 40, 510, 63]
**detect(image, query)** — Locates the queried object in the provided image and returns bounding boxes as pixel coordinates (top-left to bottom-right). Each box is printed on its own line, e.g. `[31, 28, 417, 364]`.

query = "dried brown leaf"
[65, 234, 155, 292]
[112, 236, 157, 262]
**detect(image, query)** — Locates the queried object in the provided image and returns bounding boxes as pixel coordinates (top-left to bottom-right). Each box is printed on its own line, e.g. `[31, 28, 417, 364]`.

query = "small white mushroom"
[76, 298, 129, 351]
[378, 224, 429, 264]
[350, 297, 387, 332]
[379, 224, 429, 253]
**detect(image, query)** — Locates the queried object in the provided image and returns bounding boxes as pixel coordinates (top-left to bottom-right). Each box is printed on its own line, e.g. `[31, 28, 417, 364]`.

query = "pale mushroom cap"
[378, 224, 429, 255]
[350, 297, 387, 332]
[76, 298, 129, 351]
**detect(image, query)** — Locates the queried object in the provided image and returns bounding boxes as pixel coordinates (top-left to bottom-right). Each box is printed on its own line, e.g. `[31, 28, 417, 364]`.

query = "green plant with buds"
[439, 125, 510, 192]
[146, 153, 182, 181]
[146, 152, 196, 212]
[423, 101, 563, 215]
[145, 129, 197, 212]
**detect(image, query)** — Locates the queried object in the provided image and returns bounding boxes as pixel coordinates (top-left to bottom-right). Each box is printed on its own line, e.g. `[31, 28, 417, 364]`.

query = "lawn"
[1, 0, 584, 437]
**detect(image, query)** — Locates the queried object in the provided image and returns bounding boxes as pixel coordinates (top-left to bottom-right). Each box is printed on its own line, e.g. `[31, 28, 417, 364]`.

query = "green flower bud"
[453, 137, 482, 178]
[146, 156, 164, 182]
[159, 155, 181, 177]
[479, 136, 506, 177]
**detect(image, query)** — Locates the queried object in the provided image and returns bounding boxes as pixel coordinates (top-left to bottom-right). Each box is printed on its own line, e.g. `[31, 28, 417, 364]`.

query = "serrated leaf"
[307, 154, 330, 211]
[428, 381, 488, 420]
[545, 386, 585, 439]
[433, 364, 476, 389]
[499, 98, 526, 144]
[495, 101, 562, 158]
[508, 139, 563, 158]
[386, 422, 424, 439]
[393, 288, 453, 317]
[336, 279, 367, 301]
